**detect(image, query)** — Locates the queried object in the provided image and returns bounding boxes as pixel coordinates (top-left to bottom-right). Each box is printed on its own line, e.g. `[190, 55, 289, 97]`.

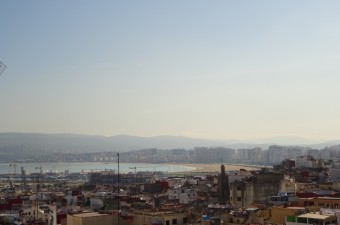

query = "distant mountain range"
[0, 132, 339, 162]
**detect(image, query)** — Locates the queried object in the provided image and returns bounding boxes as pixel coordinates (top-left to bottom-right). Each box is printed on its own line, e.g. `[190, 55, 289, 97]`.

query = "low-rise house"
[133, 209, 188, 225]
[67, 212, 126, 225]
[271, 206, 305, 224]
[285, 212, 337, 225]
[168, 188, 197, 204]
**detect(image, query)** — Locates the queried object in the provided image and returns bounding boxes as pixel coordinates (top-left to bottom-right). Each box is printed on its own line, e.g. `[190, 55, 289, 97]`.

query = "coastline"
[170, 163, 262, 173]
[0, 162, 263, 174]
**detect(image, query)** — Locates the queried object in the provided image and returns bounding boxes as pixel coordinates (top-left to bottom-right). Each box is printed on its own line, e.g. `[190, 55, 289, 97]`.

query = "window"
[173, 219, 177, 225]
[166, 220, 170, 225]
[237, 197, 242, 201]
[297, 218, 307, 223]
[183, 218, 188, 223]
[308, 218, 319, 225]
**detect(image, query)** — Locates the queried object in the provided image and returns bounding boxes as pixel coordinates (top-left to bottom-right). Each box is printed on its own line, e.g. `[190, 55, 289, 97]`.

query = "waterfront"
[0, 162, 262, 175]
[0, 162, 195, 174]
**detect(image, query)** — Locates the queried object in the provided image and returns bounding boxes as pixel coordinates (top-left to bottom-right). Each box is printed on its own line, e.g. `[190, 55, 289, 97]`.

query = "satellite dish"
[0, 61, 7, 76]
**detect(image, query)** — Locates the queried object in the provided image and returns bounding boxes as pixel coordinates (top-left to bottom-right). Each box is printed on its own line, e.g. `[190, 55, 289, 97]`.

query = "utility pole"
[116, 153, 120, 225]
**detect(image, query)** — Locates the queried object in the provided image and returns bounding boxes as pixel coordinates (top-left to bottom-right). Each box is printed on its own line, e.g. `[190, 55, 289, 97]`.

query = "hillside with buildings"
[1, 133, 340, 163]
[14, 145, 340, 167]
[1, 151, 340, 225]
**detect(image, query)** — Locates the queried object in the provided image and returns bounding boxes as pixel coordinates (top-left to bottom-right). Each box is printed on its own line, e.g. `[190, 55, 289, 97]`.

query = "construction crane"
[129, 166, 151, 173]
[129, 166, 138, 175]
[35, 166, 43, 193]
[21, 167, 29, 191]
[129, 166, 151, 184]
[9, 163, 16, 184]
[129, 167, 138, 183]
[129, 166, 149, 174]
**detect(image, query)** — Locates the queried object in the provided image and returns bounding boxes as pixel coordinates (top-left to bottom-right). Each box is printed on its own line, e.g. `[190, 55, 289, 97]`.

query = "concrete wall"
[230, 182, 253, 208]
[271, 206, 302, 224]
[67, 213, 117, 225]
[133, 211, 187, 225]
[253, 173, 284, 203]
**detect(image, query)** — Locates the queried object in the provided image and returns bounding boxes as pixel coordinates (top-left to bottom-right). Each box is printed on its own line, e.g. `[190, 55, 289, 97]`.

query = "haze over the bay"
[1, 1, 340, 143]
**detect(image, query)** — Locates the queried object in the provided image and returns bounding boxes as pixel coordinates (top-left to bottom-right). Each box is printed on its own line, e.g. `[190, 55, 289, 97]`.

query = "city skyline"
[1, 1, 340, 142]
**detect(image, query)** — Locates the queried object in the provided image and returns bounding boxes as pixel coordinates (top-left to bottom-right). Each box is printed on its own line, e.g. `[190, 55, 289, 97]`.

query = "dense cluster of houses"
[0, 154, 339, 225]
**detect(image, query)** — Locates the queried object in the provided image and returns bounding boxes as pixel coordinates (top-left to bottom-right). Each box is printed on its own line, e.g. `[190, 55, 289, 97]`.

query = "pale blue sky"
[1, 1, 340, 141]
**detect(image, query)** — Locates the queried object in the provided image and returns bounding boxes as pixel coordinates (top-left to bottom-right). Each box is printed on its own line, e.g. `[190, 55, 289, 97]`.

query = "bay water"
[0, 162, 195, 174]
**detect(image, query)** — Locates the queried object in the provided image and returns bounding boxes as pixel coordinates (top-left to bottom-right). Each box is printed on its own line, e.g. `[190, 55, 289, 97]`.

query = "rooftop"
[298, 213, 336, 220]
[73, 212, 109, 218]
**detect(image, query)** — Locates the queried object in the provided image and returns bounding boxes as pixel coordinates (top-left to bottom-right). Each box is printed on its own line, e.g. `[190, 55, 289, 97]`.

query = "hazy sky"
[1, 1, 340, 141]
